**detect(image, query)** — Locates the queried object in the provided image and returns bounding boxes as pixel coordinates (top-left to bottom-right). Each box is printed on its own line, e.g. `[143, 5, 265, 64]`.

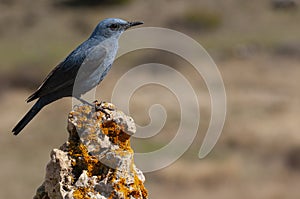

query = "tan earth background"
[0, 0, 300, 198]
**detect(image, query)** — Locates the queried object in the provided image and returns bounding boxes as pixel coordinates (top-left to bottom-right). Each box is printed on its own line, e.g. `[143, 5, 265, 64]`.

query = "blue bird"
[12, 18, 143, 135]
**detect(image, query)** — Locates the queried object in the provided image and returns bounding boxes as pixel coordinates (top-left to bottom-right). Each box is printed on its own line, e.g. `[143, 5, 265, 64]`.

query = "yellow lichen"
[100, 120, 132, 151]
[67, 103, 148, 199]
[111, 174, 148, 199]
[68, 140, 103, 177]
[109, 160, 148, 199]
[73, 187, 91, 199]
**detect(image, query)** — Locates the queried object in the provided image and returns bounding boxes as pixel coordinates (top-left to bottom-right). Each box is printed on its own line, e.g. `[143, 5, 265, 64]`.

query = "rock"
[34, 101, 148, 199]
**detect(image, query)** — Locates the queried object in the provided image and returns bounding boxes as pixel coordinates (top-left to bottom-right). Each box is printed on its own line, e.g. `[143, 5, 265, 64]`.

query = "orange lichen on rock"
[112, 171, 148, 199]
[101, 120, 132, 152]
[68, 140, 102, 177]
[73, 187, 92, 199]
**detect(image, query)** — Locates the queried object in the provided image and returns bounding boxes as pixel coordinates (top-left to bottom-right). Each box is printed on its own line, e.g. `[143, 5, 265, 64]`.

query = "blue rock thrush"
[12, 18, 143, 135]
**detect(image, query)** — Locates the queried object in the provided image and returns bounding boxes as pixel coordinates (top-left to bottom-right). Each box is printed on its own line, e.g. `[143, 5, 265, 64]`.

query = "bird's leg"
[76, 97, 94, 107]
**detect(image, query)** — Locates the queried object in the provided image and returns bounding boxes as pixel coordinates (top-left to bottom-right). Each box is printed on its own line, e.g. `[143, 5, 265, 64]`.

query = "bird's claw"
[95, 101, 114, 119]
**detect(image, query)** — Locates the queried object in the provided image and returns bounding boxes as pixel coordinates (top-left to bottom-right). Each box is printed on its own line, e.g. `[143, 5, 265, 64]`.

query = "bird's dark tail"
[12, 99, 44, 135]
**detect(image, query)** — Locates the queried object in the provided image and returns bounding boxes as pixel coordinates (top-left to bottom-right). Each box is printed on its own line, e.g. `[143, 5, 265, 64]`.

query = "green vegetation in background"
[183, 9, 222, 30]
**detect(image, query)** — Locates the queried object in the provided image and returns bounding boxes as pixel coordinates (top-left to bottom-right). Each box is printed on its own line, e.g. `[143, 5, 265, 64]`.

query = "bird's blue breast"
[72, 37, 119, 95]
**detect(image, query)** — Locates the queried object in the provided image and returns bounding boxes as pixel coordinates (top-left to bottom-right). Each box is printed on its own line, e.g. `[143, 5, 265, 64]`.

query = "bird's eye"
[109, 24, 119, 30]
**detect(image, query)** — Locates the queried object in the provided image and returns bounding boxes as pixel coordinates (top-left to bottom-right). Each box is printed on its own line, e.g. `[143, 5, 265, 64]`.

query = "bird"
[12, 18, 143, 135]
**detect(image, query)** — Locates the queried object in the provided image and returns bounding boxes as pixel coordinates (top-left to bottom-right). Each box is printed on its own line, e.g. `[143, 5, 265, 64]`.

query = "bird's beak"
[125, 21, 144, 29]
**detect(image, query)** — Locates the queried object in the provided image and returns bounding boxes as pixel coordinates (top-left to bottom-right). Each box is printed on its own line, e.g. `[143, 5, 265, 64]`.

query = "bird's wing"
[73, 44, 109, 84]
[27, 45, 107, 102]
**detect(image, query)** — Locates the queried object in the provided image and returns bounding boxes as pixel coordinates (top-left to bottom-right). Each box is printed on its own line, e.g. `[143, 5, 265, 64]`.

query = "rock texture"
[34, 101, 148, 199]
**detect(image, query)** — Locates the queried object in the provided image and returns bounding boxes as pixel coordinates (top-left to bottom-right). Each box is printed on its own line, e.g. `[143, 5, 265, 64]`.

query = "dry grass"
[2, 55, 300, 199]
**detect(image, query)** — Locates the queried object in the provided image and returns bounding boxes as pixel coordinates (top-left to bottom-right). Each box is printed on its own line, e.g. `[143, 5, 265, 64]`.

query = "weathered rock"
[34, 101, 148, 199]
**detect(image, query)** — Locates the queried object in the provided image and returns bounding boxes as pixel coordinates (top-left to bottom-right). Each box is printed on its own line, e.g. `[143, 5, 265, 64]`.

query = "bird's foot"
[77, 98, 93, 107]
[94, 100, 115, 119]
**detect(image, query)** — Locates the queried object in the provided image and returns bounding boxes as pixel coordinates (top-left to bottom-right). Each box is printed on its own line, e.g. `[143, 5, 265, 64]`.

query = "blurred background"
[1, 0, 300, 198]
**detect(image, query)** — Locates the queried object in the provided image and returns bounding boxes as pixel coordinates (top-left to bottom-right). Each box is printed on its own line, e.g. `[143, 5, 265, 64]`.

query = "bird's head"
[91, 18, 143, 39]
